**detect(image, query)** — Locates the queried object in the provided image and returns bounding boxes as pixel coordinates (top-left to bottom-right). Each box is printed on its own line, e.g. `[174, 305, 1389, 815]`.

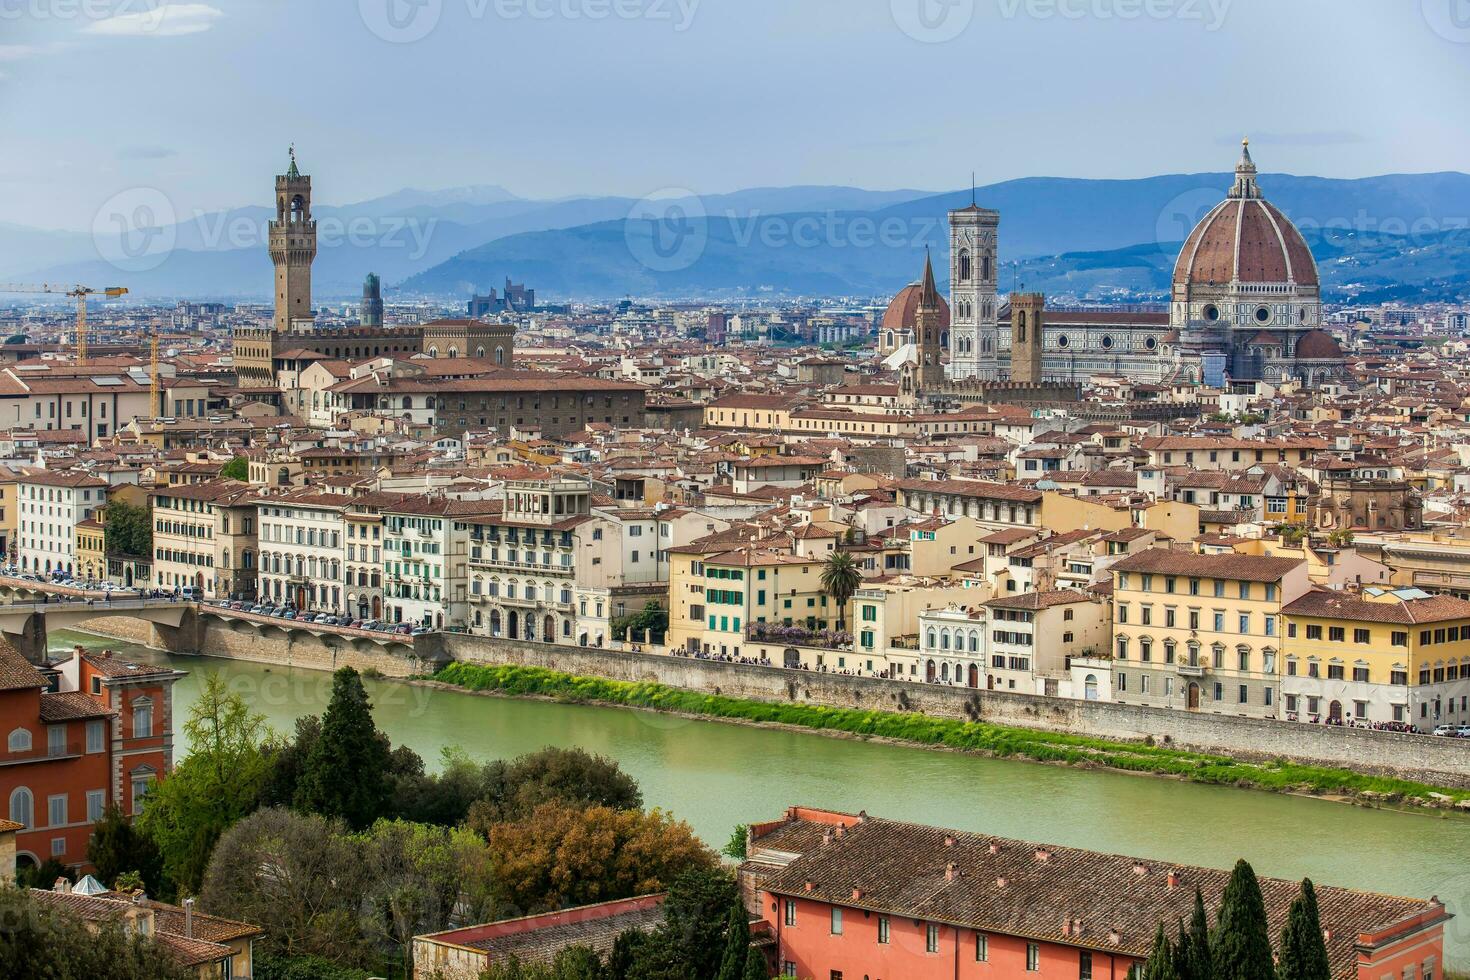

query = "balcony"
[1176, 657, 1209, 677]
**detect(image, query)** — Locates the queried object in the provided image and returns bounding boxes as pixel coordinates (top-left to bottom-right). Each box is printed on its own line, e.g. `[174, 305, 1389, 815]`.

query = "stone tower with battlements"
[270, 147, 316, 333]
[947, 203, 1000, 380]
[1009, 292, 1045, 384]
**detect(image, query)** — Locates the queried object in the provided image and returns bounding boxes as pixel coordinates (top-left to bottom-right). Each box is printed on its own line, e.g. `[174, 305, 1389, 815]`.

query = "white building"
[256, 491, 347, 612]
[16, 470, 109, 575]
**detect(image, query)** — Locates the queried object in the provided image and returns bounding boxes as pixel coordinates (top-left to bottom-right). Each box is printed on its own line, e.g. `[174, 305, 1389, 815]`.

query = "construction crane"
[0, 283, 130, 365]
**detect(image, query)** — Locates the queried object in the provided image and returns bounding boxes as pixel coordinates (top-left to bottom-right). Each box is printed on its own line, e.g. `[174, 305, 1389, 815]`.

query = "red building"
[741, 807, 1449, 980]
[1, 643, 184, 874]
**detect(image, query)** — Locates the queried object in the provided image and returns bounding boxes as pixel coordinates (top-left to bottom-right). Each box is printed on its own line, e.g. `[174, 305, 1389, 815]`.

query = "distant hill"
[11, 173, 1470, 302]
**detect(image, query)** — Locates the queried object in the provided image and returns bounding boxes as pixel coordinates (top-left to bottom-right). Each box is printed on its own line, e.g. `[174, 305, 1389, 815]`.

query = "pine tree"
[1277, 878, 1331, 980]
[742, 947, 770, 980]
[294, 667, 393, 829]
[1213, 859, 1276, 980]
[715, 899, 751, 980]
[1144, 923, 1181, 980]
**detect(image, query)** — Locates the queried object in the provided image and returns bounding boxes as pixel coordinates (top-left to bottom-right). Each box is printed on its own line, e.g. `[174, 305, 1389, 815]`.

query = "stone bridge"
[0, 578, 428, 667]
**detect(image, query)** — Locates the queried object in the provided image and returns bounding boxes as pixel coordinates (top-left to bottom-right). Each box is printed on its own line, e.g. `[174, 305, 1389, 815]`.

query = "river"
[54, 631, 1470, 962]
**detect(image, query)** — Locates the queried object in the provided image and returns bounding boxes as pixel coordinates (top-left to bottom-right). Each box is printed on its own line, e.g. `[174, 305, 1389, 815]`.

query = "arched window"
[958, 248, 972, 282]
[1017, 312, 1027, 343]
[941, 630, 951, 650]
[495, 347, 505, 366]
[403, 396, 414, 410]
[926, 628, 937, 650]
[7, 728, 31, 753]
[9, 787, 32, 828]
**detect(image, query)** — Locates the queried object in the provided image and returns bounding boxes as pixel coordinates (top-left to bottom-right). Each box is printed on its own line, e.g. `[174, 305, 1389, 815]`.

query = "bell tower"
[915, 249, 946, 389]
[947, 200, 1000, 380]
[270, 146, 316, 333]
[1009, 292, 1045, 384]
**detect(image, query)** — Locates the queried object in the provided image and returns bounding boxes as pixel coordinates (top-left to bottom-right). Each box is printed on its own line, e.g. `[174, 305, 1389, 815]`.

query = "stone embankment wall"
[436, 634, 1470, 787]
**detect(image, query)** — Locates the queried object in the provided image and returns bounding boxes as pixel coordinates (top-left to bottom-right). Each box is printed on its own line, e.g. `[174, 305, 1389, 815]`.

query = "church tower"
[947, 202, 1000, 380]
[270, 147, 316, 333]
[915, 249, 946, 390]
[1009, 292, 1045, 384]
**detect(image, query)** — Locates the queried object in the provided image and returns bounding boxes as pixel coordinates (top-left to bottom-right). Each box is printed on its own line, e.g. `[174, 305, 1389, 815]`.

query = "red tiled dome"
[1295, 329, 1344, 360]
[882, 283, 950, 332]
[1173, 198, 1319, 288]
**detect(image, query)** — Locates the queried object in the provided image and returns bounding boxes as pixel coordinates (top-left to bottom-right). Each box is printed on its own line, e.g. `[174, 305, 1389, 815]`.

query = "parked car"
[1432, 724, 1457, 737]
[1457, 726, 1470, 739]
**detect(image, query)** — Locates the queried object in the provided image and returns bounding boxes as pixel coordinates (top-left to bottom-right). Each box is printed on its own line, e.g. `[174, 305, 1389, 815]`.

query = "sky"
[1, 0, 1468, 231]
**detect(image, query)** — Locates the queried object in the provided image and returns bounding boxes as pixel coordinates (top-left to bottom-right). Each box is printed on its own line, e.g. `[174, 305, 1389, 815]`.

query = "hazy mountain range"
[6, 173, 1470, 304]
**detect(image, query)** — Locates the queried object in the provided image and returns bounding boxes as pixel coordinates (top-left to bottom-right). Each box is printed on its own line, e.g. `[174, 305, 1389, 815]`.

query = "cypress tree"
[1277, 878, 1331, 980]
[1144, 923, 1181, 980]
[1186, 888, 1213, 980]
[1213, 859, 1275, 980]
[742, 947, 770, 980]
[294, 667, 393, 829]
[715, 900, 752, 980]
[1173, 917, 1194, 980]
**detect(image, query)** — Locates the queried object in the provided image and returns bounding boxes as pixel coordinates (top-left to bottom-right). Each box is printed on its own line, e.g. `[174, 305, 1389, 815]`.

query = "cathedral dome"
[1295, 329, 1344, 360]
[882, 282, 950, 332]
[1172, 142, 1319, 289]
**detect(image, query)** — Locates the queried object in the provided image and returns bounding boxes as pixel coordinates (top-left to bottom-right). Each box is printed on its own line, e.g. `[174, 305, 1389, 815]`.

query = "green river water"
[52, 631, 1470, 963]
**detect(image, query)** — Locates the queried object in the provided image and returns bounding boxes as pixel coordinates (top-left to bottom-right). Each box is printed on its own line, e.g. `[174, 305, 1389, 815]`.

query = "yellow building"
[75, 517, 107, 582]
[0, 465, 20, 562]
[1282, 587, 1470, 730]
[666, 544, 831, 660]
[1109, 550, 1309, 718]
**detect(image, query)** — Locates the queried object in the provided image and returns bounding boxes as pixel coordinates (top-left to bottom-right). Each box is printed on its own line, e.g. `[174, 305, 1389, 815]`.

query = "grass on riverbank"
[432, 662, 1470, 808]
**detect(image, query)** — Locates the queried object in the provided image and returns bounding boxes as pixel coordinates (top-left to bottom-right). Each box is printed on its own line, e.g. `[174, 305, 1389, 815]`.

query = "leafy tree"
[103, 499, 153, 558]
[87, 802, 165, 895]
[656, 866, 741, 980]
[294, 667, 393, 830]
[611, 600, 668, 644]
[220, 456, 250, 481]
[1277, 878, 1331, 980]
[0, 885, 190, 979]
[354, 819, 495, 977]
[391, 745, 498, 826]
[138, 672, 271, 895]
[254, 952, 376, 980]
[1213, 859, 1276, 980]
[1143, 923, 1181, 980]
[716, 896, 752, 980]
[722, 823, 749, 860]
[1182, 888, 1212, 980]
[257, 714, 322, 809]
[820, 551, 862, 629]
[469, 746, 642, 827]
[484, 802, 715, 915]
[742, 946, 770, 980]
[17, 856, 73, 890]
[201, 808, 367, 964]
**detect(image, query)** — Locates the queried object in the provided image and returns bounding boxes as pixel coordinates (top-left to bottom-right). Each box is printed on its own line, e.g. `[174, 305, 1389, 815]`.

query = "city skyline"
[2, 0, 1469, 231]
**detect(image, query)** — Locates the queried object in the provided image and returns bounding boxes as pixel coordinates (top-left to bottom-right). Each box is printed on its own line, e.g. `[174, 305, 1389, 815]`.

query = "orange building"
[0, 643, 183, 874]
[741, 807, 1448, 980]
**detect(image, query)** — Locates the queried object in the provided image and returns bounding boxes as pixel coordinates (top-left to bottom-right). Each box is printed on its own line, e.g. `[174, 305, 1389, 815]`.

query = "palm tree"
[820, 550, 862, 630]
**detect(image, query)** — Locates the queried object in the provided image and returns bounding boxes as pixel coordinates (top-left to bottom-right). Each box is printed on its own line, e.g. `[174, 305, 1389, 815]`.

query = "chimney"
[1109, 929, 1121, 946]
[821, 829, 834, 846]
[856, 810, 868, 822]
[1133, 862, 1149, 876]
[1034, 848, 1052, 863]
[988, 842, 1000, 855]
[52, 877, 70, 893]
[804, 881, 814, 892]
[995, 876, 1008, 888]
[1167, 871, 1181, 890]
[1062, 916, 1073, 937]
[835, 824, 846, 837]
[852, 887, 863, 900]
[944, 835, 956, 847]
[1072, 918, 1084, 936]
[945, 862, 957, 881]
[184, 897, 195, 939]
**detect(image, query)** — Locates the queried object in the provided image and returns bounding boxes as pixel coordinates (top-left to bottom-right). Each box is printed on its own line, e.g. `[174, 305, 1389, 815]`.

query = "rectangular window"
[926, 923, 939, 953]
[1080, 950, 1093, 980]
[784, 900, 795, 927]
[86, 789, 105, 823]
[86, 719, 104, 753]
[1329, 626, 1345, 643]
[830, 907, 842, 935]
[1354, 628, 1371, 644]
[976, 933, 988, 961]
[47, 725, 65, 757]
[1306, 624, 1322, 640]
[878, 916, 889, 944]
[48, 794, 67, 828]
[1027, 943, 1041, 972]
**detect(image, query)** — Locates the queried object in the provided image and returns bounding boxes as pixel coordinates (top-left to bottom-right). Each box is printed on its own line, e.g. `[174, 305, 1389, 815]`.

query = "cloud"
[117, 145, 178, 160]
[82, 3, 224, 38]
[0, 45, 41, 61]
